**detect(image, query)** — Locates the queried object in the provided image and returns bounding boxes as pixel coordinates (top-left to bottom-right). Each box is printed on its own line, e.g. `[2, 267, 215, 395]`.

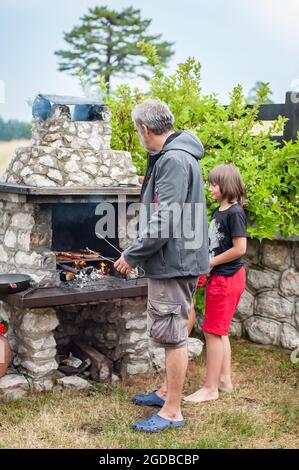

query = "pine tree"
[55, 5, 174, 92]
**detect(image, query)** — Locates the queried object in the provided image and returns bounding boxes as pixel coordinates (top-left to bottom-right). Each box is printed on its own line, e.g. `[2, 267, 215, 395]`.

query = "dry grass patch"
[0, 338, 298, 449]
[0, 139, 30, 174]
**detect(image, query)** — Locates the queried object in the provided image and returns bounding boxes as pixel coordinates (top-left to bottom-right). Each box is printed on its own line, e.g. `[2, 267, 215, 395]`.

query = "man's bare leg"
[219, 335, 233, 392]
[155, 303, 195, 399]
[184, 332, 223, 403]
[158, 346, 188, 421]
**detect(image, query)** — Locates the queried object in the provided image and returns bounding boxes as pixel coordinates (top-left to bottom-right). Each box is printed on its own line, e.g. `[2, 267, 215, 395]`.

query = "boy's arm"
[210, 237, 247, 269]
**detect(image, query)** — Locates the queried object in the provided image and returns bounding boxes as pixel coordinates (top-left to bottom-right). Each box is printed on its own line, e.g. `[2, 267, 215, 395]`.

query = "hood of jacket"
[162, 130, 204, 161]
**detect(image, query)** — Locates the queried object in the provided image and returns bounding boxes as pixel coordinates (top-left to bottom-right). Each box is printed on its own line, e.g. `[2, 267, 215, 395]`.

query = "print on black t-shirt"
[209, 203, 248, 276]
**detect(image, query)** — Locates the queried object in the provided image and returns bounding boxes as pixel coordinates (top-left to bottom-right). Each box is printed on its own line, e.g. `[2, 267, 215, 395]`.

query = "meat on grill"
[56, 248, 101, 260]
[56, 252, 83, 260]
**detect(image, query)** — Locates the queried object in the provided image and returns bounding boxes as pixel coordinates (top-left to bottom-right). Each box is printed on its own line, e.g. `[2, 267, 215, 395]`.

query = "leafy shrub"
[100, 42, 298, 241]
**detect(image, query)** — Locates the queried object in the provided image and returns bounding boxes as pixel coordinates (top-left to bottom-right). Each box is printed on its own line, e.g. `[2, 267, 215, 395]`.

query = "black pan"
[0, 274, 32, 295]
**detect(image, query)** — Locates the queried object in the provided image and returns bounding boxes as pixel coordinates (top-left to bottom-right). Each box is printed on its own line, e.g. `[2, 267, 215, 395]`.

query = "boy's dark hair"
[208, 164, 247, 206]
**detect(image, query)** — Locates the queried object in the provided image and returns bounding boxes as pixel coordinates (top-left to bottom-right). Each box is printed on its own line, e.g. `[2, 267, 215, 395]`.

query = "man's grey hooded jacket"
[123, 131, 209, 278]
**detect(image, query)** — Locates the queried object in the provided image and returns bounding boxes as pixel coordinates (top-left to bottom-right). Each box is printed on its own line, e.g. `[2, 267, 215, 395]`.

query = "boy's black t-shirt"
[209, 203, 248, 276]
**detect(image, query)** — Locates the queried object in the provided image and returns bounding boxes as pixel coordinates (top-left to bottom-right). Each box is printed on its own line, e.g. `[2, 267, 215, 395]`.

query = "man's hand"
[114, 254, 133, 275]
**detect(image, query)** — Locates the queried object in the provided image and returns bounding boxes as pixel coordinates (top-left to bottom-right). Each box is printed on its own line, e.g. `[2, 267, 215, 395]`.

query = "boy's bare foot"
[218, 381, 234, 393]
[184, 387, 219, 403]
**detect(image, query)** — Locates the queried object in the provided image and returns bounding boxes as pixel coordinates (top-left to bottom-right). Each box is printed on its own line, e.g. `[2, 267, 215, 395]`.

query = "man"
[114, 99, 209, 432]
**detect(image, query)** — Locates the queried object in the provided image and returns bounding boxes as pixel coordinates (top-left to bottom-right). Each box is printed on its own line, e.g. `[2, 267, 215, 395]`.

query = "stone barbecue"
[0, 102, 182, 397]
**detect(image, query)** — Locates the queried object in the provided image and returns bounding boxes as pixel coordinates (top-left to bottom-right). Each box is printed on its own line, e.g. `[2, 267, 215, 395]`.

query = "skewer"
[95, 232, 122, 255]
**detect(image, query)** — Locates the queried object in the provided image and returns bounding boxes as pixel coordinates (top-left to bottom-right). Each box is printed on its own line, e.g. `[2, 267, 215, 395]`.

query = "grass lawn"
[0, 338, 298, 449]
[0, 140, 30, 175]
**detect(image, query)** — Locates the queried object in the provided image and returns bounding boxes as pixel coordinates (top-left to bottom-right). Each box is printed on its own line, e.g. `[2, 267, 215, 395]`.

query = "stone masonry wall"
[230, 238, 299, 350]
[1, 301, 59, 392]
[0, 192, 58, 286]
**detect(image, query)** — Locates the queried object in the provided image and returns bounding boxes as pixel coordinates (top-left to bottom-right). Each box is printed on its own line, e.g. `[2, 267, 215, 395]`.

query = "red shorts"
[202, 267, 246, 336]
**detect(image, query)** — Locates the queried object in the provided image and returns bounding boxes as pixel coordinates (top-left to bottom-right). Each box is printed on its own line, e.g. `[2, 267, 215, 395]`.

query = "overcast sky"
[0, 0, 298, 121]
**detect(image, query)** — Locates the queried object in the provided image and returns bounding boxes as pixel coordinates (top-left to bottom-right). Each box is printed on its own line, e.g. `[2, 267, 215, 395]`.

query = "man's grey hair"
[132, 99, 174, 135]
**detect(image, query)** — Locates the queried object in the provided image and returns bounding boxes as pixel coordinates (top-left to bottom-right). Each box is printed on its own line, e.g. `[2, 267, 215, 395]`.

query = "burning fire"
[99, 261, 109, 275]
[74, 260, 87, 268]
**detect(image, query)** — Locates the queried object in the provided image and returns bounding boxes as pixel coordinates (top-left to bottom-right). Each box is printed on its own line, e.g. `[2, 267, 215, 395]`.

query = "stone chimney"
[3, 105, 139, 188]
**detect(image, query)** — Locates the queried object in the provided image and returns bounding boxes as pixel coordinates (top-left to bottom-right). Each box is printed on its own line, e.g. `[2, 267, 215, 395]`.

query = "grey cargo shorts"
[147, 276, 199, 349]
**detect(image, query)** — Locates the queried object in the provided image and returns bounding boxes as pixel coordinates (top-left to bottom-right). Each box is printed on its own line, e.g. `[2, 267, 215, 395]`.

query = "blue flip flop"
[132, 390, 165, 407]
[133, 412, 185, 433]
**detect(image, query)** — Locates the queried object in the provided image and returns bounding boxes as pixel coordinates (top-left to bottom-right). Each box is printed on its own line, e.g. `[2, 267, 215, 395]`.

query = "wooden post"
[283, 91, 299, 141]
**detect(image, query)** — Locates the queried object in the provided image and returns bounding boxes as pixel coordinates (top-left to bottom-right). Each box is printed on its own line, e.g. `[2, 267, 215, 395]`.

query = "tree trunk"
[105, 74, 111, 94]
[105, 24, 112, 94]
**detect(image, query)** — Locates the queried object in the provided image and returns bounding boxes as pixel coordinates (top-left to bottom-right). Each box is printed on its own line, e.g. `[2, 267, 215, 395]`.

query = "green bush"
[100, 42, 298, 241]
